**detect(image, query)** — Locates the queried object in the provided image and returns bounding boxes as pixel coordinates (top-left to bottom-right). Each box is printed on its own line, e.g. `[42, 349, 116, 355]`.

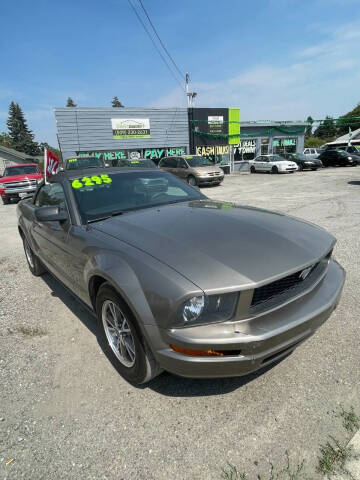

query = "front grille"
[250, 251, 332, 313]
[4, 180, 37, 190]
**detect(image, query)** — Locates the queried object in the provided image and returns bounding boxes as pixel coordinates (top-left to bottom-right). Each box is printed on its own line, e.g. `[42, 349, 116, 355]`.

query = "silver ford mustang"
[17, 167, 345, 384]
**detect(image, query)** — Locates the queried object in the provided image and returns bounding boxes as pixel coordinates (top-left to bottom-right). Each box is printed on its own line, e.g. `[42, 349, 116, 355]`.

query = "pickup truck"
[0, 163, 43, 205]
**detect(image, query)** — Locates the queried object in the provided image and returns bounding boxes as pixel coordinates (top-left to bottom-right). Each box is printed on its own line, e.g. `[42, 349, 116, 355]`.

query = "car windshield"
[66, 157, 104, 170]
[118, 159, 156, 168]
[4, 165, 39, 176]
[70, 170, 204, 223]
[185, 156, 212, 167]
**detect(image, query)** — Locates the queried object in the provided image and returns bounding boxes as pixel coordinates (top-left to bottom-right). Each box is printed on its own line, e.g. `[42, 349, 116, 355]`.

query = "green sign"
[143, 147, 186, 160]
[228, 108, 240, 145]
[78, 150, 127, 160]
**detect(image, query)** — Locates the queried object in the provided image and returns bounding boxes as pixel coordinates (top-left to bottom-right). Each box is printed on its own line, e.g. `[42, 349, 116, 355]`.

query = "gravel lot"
[0, 168, 359, 479]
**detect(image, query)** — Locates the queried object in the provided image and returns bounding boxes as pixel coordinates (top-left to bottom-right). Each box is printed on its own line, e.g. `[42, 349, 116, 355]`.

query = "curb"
[327, 429, 360, 479]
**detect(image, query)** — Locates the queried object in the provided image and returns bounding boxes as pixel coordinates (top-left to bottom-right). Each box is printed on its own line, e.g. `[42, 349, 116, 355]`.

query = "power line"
[127, 0, 185, 92]
[137, 0, 185, 81]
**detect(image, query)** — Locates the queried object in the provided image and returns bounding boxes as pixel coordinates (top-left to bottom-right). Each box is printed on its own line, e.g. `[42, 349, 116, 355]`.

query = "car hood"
[0, 173, 42, 183]
[92, 200, 335, 292]
[191, 165, 223, 174]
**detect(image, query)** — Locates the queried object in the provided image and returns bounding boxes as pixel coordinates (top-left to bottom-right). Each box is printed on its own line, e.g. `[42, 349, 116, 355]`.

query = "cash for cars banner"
[111, 118, 150, 139]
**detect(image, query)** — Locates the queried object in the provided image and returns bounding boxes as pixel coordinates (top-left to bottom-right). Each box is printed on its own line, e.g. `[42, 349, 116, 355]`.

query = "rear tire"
[298, 164, 303, 171]
[311, 168, 318, 171]
[250, 166, 256, 173]
[187, 175, 197, 186]
[96, 284, 162, 385]
[271, 166, 278, 174]
[23, 236, 45, 276]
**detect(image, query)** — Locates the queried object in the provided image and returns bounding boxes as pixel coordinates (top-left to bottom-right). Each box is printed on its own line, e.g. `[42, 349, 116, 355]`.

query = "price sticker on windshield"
[71, 174, 112, 189]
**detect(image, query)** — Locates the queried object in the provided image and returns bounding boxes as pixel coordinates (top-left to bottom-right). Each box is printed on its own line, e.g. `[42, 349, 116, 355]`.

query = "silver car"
[17, 167, 345, 384]
[159, 155, 224, 186]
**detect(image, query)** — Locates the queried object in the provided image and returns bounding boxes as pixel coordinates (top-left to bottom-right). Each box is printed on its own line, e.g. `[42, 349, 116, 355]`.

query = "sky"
[1, 0, 360, 146]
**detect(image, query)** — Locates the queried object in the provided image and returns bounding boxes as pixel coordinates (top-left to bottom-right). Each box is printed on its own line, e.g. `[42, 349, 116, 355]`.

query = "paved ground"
[0, 167, 359, 479]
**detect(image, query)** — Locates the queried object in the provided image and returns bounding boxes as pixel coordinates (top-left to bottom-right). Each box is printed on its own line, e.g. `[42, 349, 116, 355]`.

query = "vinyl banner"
[111, 118, 150, 139]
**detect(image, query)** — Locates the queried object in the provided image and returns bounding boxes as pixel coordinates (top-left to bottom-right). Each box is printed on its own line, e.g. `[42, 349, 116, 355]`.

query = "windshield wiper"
[87, 215, 112, 224]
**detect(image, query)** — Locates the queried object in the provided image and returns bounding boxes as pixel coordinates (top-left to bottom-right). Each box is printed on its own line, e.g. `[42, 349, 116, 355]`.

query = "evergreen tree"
[111, 96, 124, 107]
[6, 102, 40, 155]
[305, 116, 313, 137]
[313, 115, 337, 139]
[336, 103, 360, 136]
[66, 97, 77, 107]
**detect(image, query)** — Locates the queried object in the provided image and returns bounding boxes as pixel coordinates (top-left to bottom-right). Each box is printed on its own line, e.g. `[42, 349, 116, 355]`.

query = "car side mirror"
[35, 206, 68, 222]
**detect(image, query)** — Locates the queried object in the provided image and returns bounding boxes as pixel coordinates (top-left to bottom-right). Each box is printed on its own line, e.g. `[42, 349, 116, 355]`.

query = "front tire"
[187, 175, 197, 186]
[96, 284, 162, 385]
[23, 236, 45, 276]
[250, 165, 256, 173]
[2, 197, 10, 205]
[271, 166, 279, 174]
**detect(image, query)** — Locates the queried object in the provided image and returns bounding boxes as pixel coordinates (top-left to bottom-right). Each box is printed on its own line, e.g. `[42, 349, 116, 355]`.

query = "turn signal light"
[170, 344, 224, 357]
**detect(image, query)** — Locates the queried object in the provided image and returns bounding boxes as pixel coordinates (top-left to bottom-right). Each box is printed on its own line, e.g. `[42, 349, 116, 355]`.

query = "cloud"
[151, 20, 360, 121]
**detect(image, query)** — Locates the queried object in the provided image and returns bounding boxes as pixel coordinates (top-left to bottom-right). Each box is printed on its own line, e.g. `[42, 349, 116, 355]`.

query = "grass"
[14, 325, 48, 337]
[222, 407, 360, 480]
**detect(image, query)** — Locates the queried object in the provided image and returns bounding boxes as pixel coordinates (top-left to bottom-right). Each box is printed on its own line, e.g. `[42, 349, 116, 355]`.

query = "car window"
[35, 183, 67, 210]
[4, 165, 39, 176]
[66, 157, 104, 170]
[70, 170, 204, 223]
[177, 158, 187, 168]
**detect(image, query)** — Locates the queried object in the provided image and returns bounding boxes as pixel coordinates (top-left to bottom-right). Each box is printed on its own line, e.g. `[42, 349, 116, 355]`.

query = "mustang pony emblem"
[300, 266, 312, 280]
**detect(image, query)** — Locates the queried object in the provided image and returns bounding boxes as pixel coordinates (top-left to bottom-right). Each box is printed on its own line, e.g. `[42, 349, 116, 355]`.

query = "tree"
[0, 131, 12, 147]
[305, 116, 313, 137]
[313, 115, 337, 139]
[336, 103, 360, 136]
[66, 97, 77, 107]
[111, 96, 124, 107]
[6, 102, 40, 156]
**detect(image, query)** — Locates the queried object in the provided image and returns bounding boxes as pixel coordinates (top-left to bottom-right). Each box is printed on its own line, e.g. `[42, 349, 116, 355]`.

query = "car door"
[254, 156, 264, 171]
[262, 157, 271, 172]
[176, 158, 188, 179]
[31, 183, 71, 281]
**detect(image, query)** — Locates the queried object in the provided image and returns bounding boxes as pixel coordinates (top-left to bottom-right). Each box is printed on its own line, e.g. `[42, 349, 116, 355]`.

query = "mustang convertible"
[17, 167, 345, 384]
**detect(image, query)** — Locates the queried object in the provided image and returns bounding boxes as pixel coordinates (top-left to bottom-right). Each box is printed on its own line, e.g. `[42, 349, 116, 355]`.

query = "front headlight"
[177, 292, 238, 327]
[348, 157, 352, 160]
[37, 178, 43, 184]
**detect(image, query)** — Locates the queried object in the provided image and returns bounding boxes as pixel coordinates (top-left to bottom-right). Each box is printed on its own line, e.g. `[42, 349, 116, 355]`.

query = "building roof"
[0, 144, 39, 161]
[327, 127, 360, 145]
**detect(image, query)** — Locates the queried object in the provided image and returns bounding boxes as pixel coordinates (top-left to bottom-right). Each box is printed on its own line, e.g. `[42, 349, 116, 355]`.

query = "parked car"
[303, 148, 321, 158]
[332, 146, 360, 157]
[159, 155, 224, 186]
[17, 166, 345, 384]
[117, 158, 157, 168]
[318, 149, 359, 167]
[281, 153, 323, 171]
[0, 163, 43, 205]
[64, 156, 107, 170]
[249, 155, 298, 174]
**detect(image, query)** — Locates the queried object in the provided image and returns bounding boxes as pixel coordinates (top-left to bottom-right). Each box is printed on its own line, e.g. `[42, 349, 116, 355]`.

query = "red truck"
[0, 163, 43, 205]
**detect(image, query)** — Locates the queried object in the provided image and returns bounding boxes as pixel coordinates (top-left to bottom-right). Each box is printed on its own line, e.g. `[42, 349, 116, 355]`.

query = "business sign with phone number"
[111, 118, 150, 139]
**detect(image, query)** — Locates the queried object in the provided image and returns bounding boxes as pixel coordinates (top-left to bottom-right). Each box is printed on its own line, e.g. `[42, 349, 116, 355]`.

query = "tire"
[298, 164, 303, 171]
[2, 197, 10, 205]
[187, 175, 197, 186]
[311, 168, 318, 171]
[250, 165, 256, 173]
[96, 284, 162, 385]
[271, 166, 279, 174]
[22, 236, 45, 276]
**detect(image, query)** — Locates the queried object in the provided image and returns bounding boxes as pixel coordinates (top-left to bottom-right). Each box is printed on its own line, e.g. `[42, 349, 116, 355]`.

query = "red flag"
[44, 149, 60, 178]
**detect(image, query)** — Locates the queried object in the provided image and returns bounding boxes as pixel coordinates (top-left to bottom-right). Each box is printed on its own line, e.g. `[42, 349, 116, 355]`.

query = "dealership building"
[54, 107, 307, 171]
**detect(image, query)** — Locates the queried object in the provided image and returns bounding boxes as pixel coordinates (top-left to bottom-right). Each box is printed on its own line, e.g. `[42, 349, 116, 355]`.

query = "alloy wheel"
[102, 300, 136, 367]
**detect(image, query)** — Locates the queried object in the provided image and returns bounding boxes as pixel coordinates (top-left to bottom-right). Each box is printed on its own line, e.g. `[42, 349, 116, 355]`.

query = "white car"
[303, 148, 321, 158]
[249, 155, 298, 174]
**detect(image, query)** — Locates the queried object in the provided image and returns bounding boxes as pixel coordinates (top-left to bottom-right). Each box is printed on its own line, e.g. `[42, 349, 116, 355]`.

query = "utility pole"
[185, 73, 197, 107]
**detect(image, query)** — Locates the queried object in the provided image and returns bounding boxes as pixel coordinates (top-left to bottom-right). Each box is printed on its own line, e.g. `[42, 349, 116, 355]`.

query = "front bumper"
[152, 259, 345, 378]
[197, 175, 224, 185]
[3, 185, 37, 196]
